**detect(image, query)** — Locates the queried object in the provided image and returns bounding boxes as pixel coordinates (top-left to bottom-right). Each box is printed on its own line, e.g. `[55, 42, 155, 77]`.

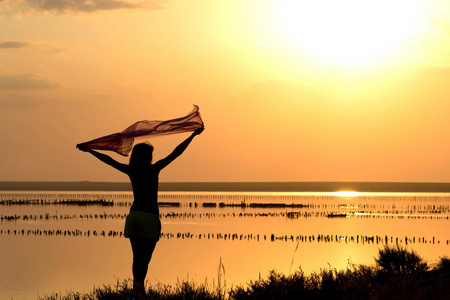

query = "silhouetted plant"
[216, 257, 227, 299]
[375, 245, 428, 277]
[334, 264, 377, 299]
[435, 256, 450, 274]
[230, 269, 311, 300]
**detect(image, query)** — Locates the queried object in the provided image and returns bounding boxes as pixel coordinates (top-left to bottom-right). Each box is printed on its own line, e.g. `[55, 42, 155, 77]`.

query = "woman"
[77, 126, 204, 297]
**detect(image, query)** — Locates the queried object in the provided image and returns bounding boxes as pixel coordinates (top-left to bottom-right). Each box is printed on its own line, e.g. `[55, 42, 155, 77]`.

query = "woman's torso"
[128, 164, 160, 215]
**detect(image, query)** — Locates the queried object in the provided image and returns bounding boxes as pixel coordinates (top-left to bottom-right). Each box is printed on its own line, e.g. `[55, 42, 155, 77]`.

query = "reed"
[289, 240, 300, 275]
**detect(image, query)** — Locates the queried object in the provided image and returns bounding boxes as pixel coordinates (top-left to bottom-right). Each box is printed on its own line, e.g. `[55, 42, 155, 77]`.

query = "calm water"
[1, 191, 449, 299]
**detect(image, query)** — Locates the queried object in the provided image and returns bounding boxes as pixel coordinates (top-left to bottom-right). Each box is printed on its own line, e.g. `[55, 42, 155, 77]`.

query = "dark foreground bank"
[39, 246, 450, 300]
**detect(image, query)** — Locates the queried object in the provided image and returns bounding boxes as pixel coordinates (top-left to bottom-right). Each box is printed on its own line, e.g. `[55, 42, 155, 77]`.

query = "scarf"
[77, 105, 203, 156]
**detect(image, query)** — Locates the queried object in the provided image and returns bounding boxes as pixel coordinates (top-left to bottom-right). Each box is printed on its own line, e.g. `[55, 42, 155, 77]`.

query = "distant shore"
[1, 181, 450, 192]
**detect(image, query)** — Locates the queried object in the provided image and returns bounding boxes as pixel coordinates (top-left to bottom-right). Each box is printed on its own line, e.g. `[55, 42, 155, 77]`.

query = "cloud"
[0, 74, 61, 90]
[0, 40, 66, 53]
[0, 94, 40, 108]
[0, 41, 30, 48]
[0, 0, 165, 15]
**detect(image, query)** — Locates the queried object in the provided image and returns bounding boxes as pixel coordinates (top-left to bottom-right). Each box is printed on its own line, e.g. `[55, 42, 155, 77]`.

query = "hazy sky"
[1, 0, 449, 183]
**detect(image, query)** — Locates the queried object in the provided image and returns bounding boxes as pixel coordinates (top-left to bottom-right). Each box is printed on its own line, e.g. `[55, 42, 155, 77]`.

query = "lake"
[1, 190, 449, 299]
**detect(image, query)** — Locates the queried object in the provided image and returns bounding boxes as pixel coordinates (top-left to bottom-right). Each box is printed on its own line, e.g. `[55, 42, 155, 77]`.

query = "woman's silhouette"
[77, 126, 204, 297]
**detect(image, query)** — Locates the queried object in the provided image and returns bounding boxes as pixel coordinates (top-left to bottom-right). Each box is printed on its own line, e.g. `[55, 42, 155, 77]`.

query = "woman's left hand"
[76, 144, 89, 152]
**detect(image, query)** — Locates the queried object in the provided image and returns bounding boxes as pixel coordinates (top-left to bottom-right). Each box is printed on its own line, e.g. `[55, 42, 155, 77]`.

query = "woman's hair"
[129, 142, 154, 167]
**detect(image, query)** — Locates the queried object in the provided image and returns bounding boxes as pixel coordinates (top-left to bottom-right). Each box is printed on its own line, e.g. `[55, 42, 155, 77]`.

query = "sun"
[276, 0, 423, 65]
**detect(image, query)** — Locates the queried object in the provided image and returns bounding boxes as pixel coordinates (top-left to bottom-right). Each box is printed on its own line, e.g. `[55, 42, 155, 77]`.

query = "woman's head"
[129, 142, 154, 166]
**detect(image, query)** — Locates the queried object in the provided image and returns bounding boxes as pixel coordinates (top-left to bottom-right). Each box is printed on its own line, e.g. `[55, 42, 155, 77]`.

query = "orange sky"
[0, 0, 449, 183]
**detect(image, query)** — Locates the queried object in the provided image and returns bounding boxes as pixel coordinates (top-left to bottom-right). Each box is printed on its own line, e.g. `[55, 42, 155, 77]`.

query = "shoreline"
[1, 181, 450, 192]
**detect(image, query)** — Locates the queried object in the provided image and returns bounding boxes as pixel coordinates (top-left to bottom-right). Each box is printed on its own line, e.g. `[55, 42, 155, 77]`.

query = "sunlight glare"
[276, 0, 423, 65]
[333, 191, 361, 197]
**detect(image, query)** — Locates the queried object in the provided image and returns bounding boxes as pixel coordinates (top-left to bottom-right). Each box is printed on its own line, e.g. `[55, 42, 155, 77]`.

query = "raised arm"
[155, 127, 204, 170]
[77, 144, 129, 174]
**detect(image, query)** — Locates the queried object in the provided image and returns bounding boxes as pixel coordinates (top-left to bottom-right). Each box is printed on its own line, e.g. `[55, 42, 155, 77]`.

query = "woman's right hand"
[193, 127, 204, 136]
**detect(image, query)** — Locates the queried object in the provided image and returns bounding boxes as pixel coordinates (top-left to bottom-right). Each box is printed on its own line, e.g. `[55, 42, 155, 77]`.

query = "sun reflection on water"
[332, 191, 361, 197]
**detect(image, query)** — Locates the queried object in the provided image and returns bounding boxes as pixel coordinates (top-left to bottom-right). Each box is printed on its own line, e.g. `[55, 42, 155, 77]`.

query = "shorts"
[124, 211, 161, 240]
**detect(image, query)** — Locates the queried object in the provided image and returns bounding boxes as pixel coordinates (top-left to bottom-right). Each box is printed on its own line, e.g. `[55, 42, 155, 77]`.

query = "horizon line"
[1, 181, 450, 192]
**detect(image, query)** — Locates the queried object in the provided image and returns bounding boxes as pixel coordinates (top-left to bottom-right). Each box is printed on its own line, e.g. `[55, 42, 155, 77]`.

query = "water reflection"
[0, 191, 449, 299]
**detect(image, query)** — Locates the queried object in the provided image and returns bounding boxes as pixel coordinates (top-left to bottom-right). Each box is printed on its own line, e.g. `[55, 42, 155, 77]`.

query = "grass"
[39, 246, 450, 300]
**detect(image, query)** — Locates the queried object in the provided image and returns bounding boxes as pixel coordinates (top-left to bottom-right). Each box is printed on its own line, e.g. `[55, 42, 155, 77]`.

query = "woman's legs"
[129, 237, 158, 295]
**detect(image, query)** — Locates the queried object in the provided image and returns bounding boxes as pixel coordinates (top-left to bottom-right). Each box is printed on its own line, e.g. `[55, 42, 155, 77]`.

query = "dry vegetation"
[40, 246, 450, 300]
